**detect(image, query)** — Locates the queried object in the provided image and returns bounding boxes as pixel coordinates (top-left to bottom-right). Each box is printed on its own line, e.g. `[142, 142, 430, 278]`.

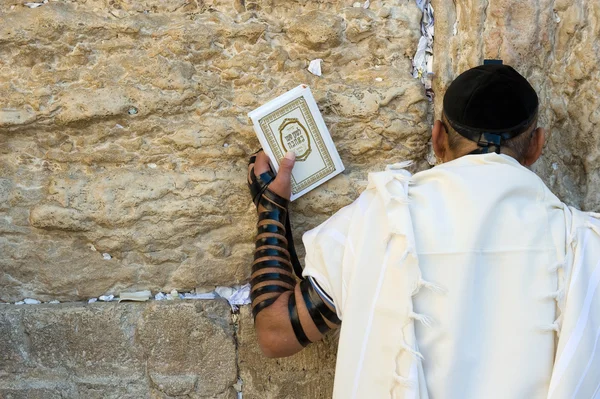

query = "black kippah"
[443, 64, 539, 154]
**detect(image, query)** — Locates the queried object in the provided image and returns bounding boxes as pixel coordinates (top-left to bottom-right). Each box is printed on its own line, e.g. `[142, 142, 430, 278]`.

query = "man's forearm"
[250, 182, 340, 356]
[250, 189, 296, 317]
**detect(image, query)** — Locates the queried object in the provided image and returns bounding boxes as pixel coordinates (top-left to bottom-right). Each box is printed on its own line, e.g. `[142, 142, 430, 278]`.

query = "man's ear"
[523, 127, 546, 166]
[432, 120, 448, 162]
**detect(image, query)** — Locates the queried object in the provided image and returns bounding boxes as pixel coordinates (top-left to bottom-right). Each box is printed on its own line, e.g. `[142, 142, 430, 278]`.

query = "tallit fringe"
[385, 247, 410, 267]
[392, 373, 415, 387]
[586, 220, 600, 236]
[400, 341, 424, 360]
[391, 377, 416, 399]
[418, 278, 447, 294]
[539, 322, 560, 333]
[386, 161, 414, 171]
[381, 162, 421, 399]
[567, 230, 578, 247]
[407, 246, 417, 256]
[548, 256, 567, 334]
[548, 260, 564, 273]
[554, 314, 563, 327]
[392, 173, 412, 183]
[392, 196, 411, 205]
[555, 317, 563, 336]
[541, 288, 564, 302]
[409, 311, 434, 327]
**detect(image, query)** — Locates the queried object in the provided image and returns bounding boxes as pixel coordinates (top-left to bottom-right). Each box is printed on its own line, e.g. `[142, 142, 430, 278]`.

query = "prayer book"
[248, 84, 345, 201]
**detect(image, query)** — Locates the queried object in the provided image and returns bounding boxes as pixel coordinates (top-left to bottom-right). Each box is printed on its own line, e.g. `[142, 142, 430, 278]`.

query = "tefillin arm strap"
[248, 152, 340, 346]
[248, 155, 303, 278]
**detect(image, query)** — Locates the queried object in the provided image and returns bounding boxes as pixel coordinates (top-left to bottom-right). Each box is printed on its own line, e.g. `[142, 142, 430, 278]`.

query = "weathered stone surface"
[137, 300, 237, 397]
[432, 0, 600, 212]
[76, 381, 150, 399]
[23, 303, 144, 377]
[0, 0, 427, 302]
[0, 301, 237, 398]
[237, 306, 338, 398]
[3, 0, 599, 396]
[0, 309, 26, 375]
[287, 11, 344, 50]
[0, 385, 77, 399]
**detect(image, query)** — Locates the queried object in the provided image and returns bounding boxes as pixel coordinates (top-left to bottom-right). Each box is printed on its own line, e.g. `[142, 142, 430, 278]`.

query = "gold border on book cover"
[259, 97, 335, 194]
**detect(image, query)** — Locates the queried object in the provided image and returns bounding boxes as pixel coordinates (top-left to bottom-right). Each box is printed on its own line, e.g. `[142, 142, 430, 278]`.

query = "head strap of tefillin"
[445, 112, 537, 155]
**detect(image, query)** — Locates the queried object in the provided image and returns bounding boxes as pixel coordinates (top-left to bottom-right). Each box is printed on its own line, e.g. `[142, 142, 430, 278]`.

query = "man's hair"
[442, 113, 537, 162]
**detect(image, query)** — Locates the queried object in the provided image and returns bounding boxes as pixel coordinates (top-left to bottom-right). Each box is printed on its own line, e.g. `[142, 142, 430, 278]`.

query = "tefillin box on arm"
[248, 84, 345, 201]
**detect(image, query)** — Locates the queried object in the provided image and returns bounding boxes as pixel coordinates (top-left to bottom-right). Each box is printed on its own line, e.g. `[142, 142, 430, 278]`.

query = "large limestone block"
[0, 301, 237, 398]
[0, 0, 428, 301]
[136, 300, 238, 397]
[22, 304, 145, 377]
[237, 306, 338, 398]
[432, 0, 600, 211]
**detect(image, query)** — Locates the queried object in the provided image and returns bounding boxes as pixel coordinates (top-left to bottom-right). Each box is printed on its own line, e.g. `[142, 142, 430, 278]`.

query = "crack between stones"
[232, 310, 243, 399]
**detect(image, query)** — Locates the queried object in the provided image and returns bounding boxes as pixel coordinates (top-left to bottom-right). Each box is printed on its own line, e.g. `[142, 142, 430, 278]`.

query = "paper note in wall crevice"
[248, 84, 345, 201]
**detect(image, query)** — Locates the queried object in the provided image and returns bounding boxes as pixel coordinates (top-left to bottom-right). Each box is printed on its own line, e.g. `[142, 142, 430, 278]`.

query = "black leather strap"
[299, 279, 331, 334]
[258, 210, 287, 226]
[257, 223, 287, 237]
[252, 255, 292, 266]
[307, 281, 341, 325]
[252, 296, 277, 318]
[255, 235, 288, 249]
[288, 292, 311, 347]
[249, 169, 276, 206]
[248, 151, 304, 323]
[247, 152, 304, 280]
[262, 188, 289, 210]
[250, 272, 296, 287]
[249, 168, 267, 204]
[251, 284, 290, 302]
[254, 172, 275, 205]
[256, 171, 275, 187]
[285, 215, 303, 279]
[251, 259, 293, 273]
[254, 247, 290, 260]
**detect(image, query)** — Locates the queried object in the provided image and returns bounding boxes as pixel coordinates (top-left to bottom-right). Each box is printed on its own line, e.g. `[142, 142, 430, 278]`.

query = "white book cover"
[248, 84, 345, 201]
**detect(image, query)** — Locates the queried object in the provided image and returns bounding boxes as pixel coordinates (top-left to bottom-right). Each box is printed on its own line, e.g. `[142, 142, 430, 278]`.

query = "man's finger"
[268, 152, 295, 200]
[277, 151, 296, 180]
[253, 151, 270, 176]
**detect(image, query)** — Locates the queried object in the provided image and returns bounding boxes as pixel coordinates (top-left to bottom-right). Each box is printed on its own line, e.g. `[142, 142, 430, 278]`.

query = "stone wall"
[3, 0, 599, 397]
[0, 0, 426, 397]
[0, 0, 428, 303]
[432, 0, 600, 211]
[1, 301, 237, 398]
[0, 301, 338, 398]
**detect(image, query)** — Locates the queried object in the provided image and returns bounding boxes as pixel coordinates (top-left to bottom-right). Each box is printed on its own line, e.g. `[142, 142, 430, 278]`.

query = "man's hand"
[253, 150, 296, 200]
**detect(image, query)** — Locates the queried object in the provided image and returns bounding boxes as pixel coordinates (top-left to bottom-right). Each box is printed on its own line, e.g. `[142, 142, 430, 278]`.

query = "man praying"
[246, 64, 600, 399]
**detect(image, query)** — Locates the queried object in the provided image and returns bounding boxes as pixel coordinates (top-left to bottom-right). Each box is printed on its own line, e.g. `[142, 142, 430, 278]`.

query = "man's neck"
[451, 147, 522, 165]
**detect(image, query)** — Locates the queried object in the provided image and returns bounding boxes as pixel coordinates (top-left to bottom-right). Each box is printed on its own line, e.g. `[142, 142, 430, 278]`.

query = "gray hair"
[442, 113, 537, 162]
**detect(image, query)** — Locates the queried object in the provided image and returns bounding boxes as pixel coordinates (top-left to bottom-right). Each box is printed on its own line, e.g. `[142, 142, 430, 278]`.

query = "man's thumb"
[278, 151, 296, 178]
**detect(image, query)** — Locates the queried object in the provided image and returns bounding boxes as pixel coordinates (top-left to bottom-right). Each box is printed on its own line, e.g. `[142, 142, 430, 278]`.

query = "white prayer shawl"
[302, 154, 600, 399]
